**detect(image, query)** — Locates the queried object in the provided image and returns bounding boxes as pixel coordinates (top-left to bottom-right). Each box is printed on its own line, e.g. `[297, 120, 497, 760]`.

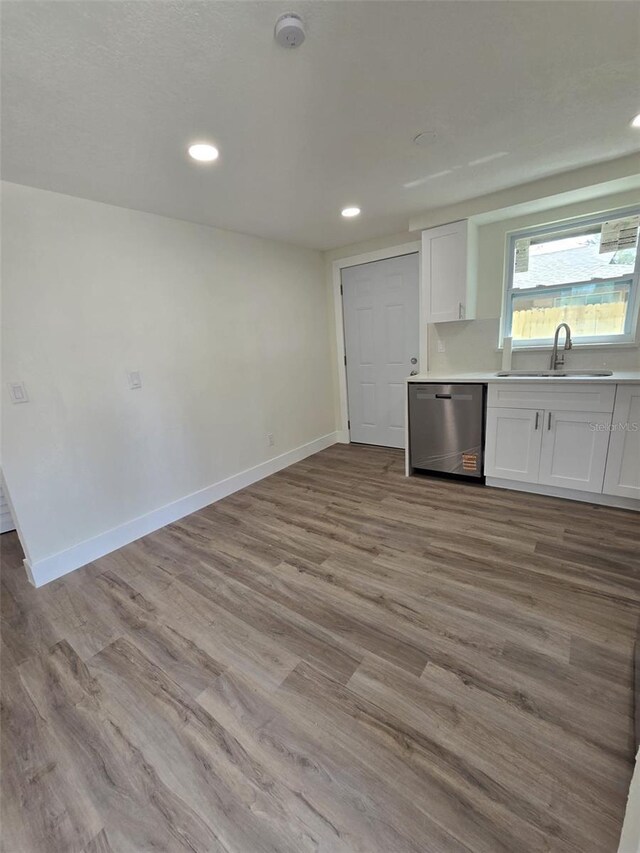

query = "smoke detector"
[274, 14, 305, 48]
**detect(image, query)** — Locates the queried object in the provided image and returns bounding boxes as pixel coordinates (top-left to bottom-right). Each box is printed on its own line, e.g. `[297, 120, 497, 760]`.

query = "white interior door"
[342, 253, 419, 448]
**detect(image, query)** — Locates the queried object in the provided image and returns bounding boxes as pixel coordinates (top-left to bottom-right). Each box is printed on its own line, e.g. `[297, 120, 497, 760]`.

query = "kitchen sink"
[496, 369, 613, 378]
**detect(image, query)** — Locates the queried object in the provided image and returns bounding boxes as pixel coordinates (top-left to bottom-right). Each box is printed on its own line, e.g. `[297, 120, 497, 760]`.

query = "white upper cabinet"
[603, 385, 640, 499]
[421, 219, 477, 323]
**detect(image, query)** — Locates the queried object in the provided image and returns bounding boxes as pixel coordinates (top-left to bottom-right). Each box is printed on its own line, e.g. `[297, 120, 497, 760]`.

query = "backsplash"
[427, 319, 501, 372]
[427, 318, 640, 373]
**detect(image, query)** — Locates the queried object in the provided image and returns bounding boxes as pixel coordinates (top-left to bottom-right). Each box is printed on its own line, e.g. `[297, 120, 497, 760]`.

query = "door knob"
[410, 357, 417, 365]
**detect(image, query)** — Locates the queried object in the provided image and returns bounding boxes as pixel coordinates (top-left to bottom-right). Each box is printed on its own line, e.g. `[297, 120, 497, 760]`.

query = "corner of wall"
[27, 431, 339, 587]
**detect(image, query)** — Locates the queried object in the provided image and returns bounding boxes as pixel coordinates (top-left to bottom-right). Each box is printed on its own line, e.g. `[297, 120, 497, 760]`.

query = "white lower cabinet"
[485, 407, 542, 483]
[537, 411, 612, 493]
[485, 382, 640, 507]
[486, 405, 612, 492]
[602, 385, 640, 499]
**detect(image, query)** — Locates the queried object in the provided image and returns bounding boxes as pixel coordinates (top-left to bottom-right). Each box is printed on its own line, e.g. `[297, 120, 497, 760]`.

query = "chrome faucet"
[549, 322, 572, 371]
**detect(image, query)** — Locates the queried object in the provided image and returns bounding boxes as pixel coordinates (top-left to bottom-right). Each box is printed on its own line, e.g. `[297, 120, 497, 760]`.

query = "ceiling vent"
[274, 14, 306, 48]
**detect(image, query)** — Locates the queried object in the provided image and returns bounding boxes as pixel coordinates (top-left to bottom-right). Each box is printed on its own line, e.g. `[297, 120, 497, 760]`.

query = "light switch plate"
[437, 340, 446, 353]
[127, 371, 142, 390]
[8, 381, 29, 403]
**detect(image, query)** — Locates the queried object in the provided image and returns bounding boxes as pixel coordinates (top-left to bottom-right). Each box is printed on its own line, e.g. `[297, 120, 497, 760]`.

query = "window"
[503, 208, 640, 347]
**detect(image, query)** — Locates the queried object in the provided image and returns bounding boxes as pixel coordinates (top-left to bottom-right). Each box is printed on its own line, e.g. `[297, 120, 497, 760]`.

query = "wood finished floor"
[1, 444, 639, 853]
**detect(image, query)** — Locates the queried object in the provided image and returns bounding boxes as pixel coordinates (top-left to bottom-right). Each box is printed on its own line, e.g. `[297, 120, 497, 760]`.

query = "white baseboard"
[336, 429, 350, 444]
[486, 477, 640, 512]
[25, 431, 339, 588]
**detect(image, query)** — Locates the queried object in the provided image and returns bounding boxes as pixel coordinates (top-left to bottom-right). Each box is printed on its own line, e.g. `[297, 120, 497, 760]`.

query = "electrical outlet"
[267, 433, 275, 447]
[437, 340, 446, 353]
[8, 381, 29, 403]
[127, 371, 142, 390]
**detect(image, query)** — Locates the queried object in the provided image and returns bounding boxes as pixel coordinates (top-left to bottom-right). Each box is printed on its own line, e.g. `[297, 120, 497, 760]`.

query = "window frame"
[502, 206, 640, 349]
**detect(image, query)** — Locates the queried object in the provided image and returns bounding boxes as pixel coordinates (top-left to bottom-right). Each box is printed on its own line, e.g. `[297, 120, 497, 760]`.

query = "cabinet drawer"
[487, 382, 615, 413]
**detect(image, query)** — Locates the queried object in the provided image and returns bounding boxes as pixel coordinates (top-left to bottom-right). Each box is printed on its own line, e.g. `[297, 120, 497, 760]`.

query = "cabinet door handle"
[547, 412, 552, 430]
[534, 411, 539, 430]
[458, 302, 464, 319]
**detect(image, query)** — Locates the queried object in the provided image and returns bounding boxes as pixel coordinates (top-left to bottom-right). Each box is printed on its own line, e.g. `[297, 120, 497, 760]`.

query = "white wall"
[2, 182, 335, 584]
[409, 152, 640, 232]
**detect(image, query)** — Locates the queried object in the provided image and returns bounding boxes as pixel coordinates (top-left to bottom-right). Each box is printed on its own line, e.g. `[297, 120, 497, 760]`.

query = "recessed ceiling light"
[631, 114, 640, 128]
[188, 143, 219, 162]
[341, 207, 361, 218]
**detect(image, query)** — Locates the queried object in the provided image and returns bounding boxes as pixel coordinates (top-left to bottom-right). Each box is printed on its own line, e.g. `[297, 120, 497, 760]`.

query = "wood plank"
[1, 443, 637, 851]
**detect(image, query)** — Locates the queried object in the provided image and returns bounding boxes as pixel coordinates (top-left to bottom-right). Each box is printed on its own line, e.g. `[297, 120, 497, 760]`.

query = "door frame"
[332, 242, 422, 443]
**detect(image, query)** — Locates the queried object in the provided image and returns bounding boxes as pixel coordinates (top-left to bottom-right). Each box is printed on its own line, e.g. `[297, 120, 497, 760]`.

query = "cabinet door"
[422, 220, 468, 323]
[603, 385, 640, 499]
[538, 411, 611, 493]
[485, 407, 543, 483]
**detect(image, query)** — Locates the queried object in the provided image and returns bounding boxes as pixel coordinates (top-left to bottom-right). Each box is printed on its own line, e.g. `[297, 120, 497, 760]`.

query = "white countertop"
[407, 371, 640, 384]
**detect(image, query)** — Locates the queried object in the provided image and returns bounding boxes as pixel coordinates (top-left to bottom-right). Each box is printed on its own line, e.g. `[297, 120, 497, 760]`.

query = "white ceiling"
[3, 1, 639, 250]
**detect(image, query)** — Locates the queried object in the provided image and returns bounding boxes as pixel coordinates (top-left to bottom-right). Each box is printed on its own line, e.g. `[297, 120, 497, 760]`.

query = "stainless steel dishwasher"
[408, 383, 486, 479]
